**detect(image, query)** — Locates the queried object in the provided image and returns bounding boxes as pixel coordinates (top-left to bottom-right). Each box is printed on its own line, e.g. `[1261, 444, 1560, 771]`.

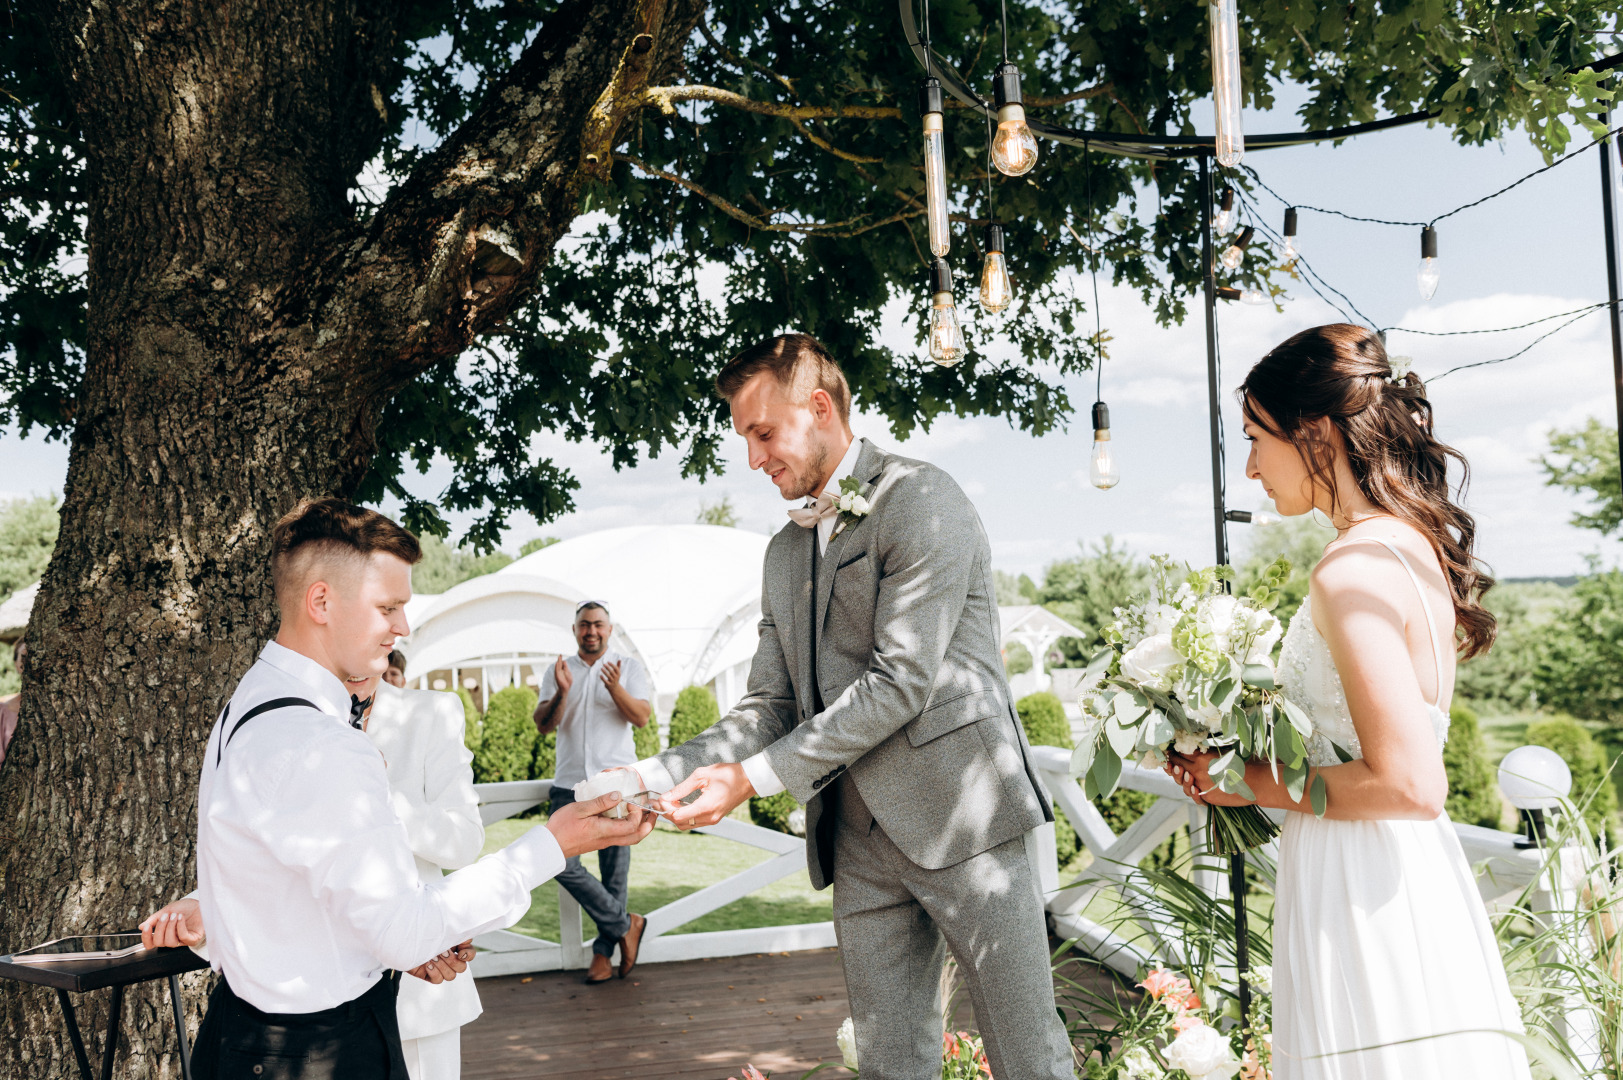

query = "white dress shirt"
[539, 649, 652, 788]
[196, 641, 563, 1014]
[635, 437, 862, 801]
[365, 683, 485, 1040]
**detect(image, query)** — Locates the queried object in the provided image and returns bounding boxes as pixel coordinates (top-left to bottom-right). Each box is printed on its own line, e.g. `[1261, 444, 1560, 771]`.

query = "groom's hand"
[545, 791, 655, 856]
[664, 764, 755, 830]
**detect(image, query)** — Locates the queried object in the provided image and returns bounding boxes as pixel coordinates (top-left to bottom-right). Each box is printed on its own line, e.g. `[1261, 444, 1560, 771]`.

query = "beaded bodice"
[1277, 592, 1451, 768]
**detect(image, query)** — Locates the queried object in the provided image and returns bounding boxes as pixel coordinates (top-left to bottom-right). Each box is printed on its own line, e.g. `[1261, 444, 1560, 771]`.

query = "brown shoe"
[584, 953, 613, 984]
[618, 913, 646, 978]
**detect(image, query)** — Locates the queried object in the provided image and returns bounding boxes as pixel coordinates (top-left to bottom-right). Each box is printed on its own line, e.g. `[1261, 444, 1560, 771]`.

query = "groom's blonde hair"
[716, 334, 850, 423]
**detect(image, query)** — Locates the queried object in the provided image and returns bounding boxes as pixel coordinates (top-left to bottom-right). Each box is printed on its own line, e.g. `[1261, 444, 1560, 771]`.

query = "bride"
[1168, 323, 1531, 1079]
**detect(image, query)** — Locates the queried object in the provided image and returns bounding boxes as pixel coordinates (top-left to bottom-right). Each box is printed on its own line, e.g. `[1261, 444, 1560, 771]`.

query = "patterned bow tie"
[349, 694, 373, 730]
[787, 491, 839, 529]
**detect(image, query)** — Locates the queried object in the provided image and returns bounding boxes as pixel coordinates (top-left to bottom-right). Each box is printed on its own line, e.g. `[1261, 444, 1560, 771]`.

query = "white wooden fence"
[468, 754, 1551, 980]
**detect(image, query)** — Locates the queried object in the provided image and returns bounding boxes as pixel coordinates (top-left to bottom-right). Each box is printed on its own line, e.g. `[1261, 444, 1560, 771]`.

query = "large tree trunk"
[0, 0, 696, 1075]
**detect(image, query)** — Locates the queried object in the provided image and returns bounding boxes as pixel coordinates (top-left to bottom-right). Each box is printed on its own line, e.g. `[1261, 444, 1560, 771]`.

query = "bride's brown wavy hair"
[1239, 323, 1496, 658]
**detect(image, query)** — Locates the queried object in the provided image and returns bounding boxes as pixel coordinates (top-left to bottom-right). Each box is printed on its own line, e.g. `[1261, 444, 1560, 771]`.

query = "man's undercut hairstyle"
[716, 333, 851, 423]
[270, 498, 422, 611]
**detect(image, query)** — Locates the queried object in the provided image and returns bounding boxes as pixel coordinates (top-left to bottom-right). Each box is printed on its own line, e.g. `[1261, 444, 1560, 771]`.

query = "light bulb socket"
[1420, 226, 1437, 259]
[1216, 286, 1242, 301]
[1283, 207, 1298, 238]
[920, 78, 945, 117]
[930, 257, 954, 295]
[1234, 225, 1254, 250]
[983, 223, 1005, 253]
[1091, 400, 1111, 433]
[1219, 187, 1234, 213]
[992, 62, 1024, 108]
[1224, 510, 1253, 523]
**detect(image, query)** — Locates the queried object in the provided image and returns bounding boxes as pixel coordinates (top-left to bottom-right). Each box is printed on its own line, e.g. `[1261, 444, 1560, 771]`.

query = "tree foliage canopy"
[4, 0, 1616, 547]
[1541, 418, 1623, 537]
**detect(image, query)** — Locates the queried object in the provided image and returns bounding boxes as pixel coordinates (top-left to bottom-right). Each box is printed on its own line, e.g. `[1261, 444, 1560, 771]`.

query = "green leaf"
[1144, 709, 1175, 747]
[1089, 742, 1122, 798]
[1106, 713, 1139, 757]
[1241, 663, 1276, 690]
[1278, 695, 1313, 736]
[1310, 773, 1329, 816]
[1332, 742, 1356, 764]
[1285, 762, 1307, 803]
[1070, 736, 1098, 780]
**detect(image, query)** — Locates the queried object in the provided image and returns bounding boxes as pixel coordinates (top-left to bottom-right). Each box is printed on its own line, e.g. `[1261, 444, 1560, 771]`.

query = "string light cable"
[1231, 187, 1380, 328]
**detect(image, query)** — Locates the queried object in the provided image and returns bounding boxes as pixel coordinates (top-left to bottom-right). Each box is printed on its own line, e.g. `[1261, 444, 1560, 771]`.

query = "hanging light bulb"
[1281, 206, 1299, 261]
[927, 257, 966, 366]
[1220, 225, 1254, 270]
[1208, 0, 1244, 167]
[1214, 186, 1235, 233]
[1089, 401, 1120, 489]
[921, 78, 950, 258]
[979, 224, 1013, 313]
[990, 63, 1039, 176]
[1240, 286, 1267, 306]
[1417, 226, 1440, 301]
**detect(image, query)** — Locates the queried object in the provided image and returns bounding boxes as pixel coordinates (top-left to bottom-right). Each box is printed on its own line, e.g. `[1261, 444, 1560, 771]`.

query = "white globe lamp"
[1499, 745, 1571, 846]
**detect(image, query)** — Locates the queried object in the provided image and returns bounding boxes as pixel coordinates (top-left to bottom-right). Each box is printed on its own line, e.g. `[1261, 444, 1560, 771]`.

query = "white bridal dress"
[1271, 538, 1531, 1080]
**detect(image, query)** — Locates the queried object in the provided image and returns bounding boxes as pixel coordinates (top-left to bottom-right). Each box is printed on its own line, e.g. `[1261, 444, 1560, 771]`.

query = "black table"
[0, 941, 209, 1080]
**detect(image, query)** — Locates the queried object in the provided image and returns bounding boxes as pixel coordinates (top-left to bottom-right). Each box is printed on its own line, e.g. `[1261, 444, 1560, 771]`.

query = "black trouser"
[191, 973, 407, 1080]
[550, 784, 633, 957]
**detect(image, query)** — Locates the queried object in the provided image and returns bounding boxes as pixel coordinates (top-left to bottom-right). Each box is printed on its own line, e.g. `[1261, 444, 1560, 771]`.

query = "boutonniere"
[830, 477, 872, 539]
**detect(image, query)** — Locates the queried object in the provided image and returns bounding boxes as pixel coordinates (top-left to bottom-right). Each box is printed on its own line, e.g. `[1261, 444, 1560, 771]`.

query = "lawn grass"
[480, 816, 832, 944]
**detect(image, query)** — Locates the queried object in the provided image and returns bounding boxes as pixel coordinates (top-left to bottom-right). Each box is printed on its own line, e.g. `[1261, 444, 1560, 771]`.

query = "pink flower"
[944, 1030, 960, 1057]
[1173, 1013, 1207, 1034]
[1139, 969, 1183, 999]
[730, 1066, 766, 1080]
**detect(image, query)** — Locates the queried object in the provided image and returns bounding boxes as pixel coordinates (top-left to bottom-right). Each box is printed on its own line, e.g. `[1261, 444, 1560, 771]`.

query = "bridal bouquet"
[1072, 555, 1332, 855]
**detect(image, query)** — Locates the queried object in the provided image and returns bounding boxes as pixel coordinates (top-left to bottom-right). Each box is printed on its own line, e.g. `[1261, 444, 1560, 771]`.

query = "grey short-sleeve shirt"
[539, 650, 652, 787]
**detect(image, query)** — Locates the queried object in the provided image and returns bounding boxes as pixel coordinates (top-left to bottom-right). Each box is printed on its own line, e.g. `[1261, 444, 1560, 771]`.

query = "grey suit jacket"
[653, 439, 1051, 889]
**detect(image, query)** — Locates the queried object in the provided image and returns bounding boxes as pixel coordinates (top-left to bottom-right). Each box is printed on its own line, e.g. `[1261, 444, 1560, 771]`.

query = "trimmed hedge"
[633, 715, 662, 760]
[668, 685, 720, 746]
[1443, 703, 1503, 829]
[473, 686, 538, 784]
[750, 791, 799, 833]
[457, 687, 482, 754]
[1017, 691, 1080, 865]
[1527, 715, 1617, 841]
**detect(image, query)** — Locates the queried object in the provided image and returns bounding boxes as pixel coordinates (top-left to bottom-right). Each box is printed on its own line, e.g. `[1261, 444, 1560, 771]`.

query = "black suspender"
[214, 697, 320, 766]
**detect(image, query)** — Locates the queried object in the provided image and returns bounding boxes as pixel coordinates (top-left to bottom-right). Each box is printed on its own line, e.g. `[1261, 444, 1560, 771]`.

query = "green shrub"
[633, 716, 662, 760]
[1017, 691, 1072, 750]
[668, 685, 720, 746]
[750, 791, 799, 833]
[473, 686, 538, 784]
[456, 687, 482, 754]
[1444, 702, 1503, 829]
[531, 730, 557, 783]
[1527, 715, 1617, 841]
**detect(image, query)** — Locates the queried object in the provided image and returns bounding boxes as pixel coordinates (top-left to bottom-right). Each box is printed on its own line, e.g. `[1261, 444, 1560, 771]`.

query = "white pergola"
[998, 604, 1086, 695]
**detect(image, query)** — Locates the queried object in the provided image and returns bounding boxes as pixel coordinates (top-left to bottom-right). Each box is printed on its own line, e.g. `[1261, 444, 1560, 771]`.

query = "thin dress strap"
[1331, 537, 1446, 709]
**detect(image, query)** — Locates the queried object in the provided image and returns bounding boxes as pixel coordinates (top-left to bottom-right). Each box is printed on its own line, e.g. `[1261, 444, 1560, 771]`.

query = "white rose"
[1200, 595, 1239, 640]
[1147, 604, 1180, 637]
[1121, 634, 1181, 688]
[1164, 1021, 1241, 1080]
[837, 491, 856, 512]
[1246, 964, 1272, 995]
[1174, 730, 1206, 755]
[849, 494, 871, 515]
[1120, 1046, 1163, 1078]
[836, 1017, 859, 1070]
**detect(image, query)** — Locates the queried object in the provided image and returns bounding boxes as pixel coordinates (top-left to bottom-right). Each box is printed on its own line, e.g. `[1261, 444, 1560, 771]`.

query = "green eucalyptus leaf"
[1285, 762, 1308, 803]
[1279, 695, 1313, 737]
[1332, 742, 1356, 764]
[1310, 773, 1329, 816]
[1107, 713, 1139, 757]
[1241, 663, 1276, 690]
[1090, 742, 1122, 798]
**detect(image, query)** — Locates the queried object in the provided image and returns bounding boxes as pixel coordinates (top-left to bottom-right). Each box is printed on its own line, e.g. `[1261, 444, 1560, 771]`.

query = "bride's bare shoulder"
[1309, 519, 1435, 617]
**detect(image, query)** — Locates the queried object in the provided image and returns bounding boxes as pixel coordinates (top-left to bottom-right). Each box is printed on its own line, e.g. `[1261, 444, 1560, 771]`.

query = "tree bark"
[0, 0, 699, 1075]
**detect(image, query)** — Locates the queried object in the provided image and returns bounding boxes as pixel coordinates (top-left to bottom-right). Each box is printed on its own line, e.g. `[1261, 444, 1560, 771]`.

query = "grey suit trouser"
[831, 778, 1074, 1080]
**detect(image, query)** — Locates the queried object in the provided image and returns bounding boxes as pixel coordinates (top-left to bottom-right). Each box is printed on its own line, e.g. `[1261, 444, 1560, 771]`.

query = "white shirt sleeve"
[256, 731, 562, 970]
[741, 752, 787, 798]
[622, 656, 653, 703]
[537, 661, 559, 703]
[631, 755, 677, 793]
[390, 694, 486, 870]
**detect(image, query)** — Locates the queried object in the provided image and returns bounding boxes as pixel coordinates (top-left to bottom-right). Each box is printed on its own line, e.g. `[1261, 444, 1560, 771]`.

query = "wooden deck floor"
[461, 944, 1126, 1080]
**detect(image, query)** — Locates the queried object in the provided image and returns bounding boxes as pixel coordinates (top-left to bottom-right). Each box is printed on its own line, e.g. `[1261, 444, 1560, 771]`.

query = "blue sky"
[3, 86, 1621, 580]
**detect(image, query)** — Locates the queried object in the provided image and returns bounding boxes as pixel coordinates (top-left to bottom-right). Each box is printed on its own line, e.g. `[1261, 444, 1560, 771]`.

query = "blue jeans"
[548, 786, 633, 957]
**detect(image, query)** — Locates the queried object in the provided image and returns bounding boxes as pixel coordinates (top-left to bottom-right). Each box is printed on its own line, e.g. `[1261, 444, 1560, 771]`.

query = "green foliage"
[1032, 537, 1153, 667]
[1018, 691, 1073, 750]
[1235, 512, 1335, 627]
[1540, 418, 1622, 536]
[472, 686, 538, 784]
[1532, 570, 1623, 723]
[456, 687, 482, 754]
[1443, 703, 1504, 829]
[1456, 581, 1570, 711]
[1003, 641, 1033, 676]
[994, 570, 1039, 606]
[749, 791, 799, 834]
[412, 533, 513, 594]
[532, 729, 558, 784]
[0, 495, 59, 600]
[668, 685, 721, 746]
[518, 536, 560, 557]
[696, 496, 740, 527]
[1526, 715, 1617, 841]
[7, 3, 1609, 546]
[1090, 788, 1177, 871]
[633, 716, 662, 760]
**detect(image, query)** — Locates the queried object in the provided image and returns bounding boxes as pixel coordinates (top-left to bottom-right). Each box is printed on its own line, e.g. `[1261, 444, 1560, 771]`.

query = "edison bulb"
[929, 293, 966, 365]
[1215, 188, 1235, 233]
[1090, 434, 1120, 489]
[1280, 236, 1299, 261]
[979, 251, 1012, 313]
[992, 105, 1039, 176]
[1241, 287, 1266, 306]
[1221, 243, 1245, 270]
[921, 79, 949, 258]
[1417, 257, 1440, 301]
[1209, 0, 1244, 167]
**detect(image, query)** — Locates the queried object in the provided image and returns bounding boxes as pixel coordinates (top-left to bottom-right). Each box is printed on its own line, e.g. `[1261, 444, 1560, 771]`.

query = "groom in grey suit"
[629, 334, 1074, 1079]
